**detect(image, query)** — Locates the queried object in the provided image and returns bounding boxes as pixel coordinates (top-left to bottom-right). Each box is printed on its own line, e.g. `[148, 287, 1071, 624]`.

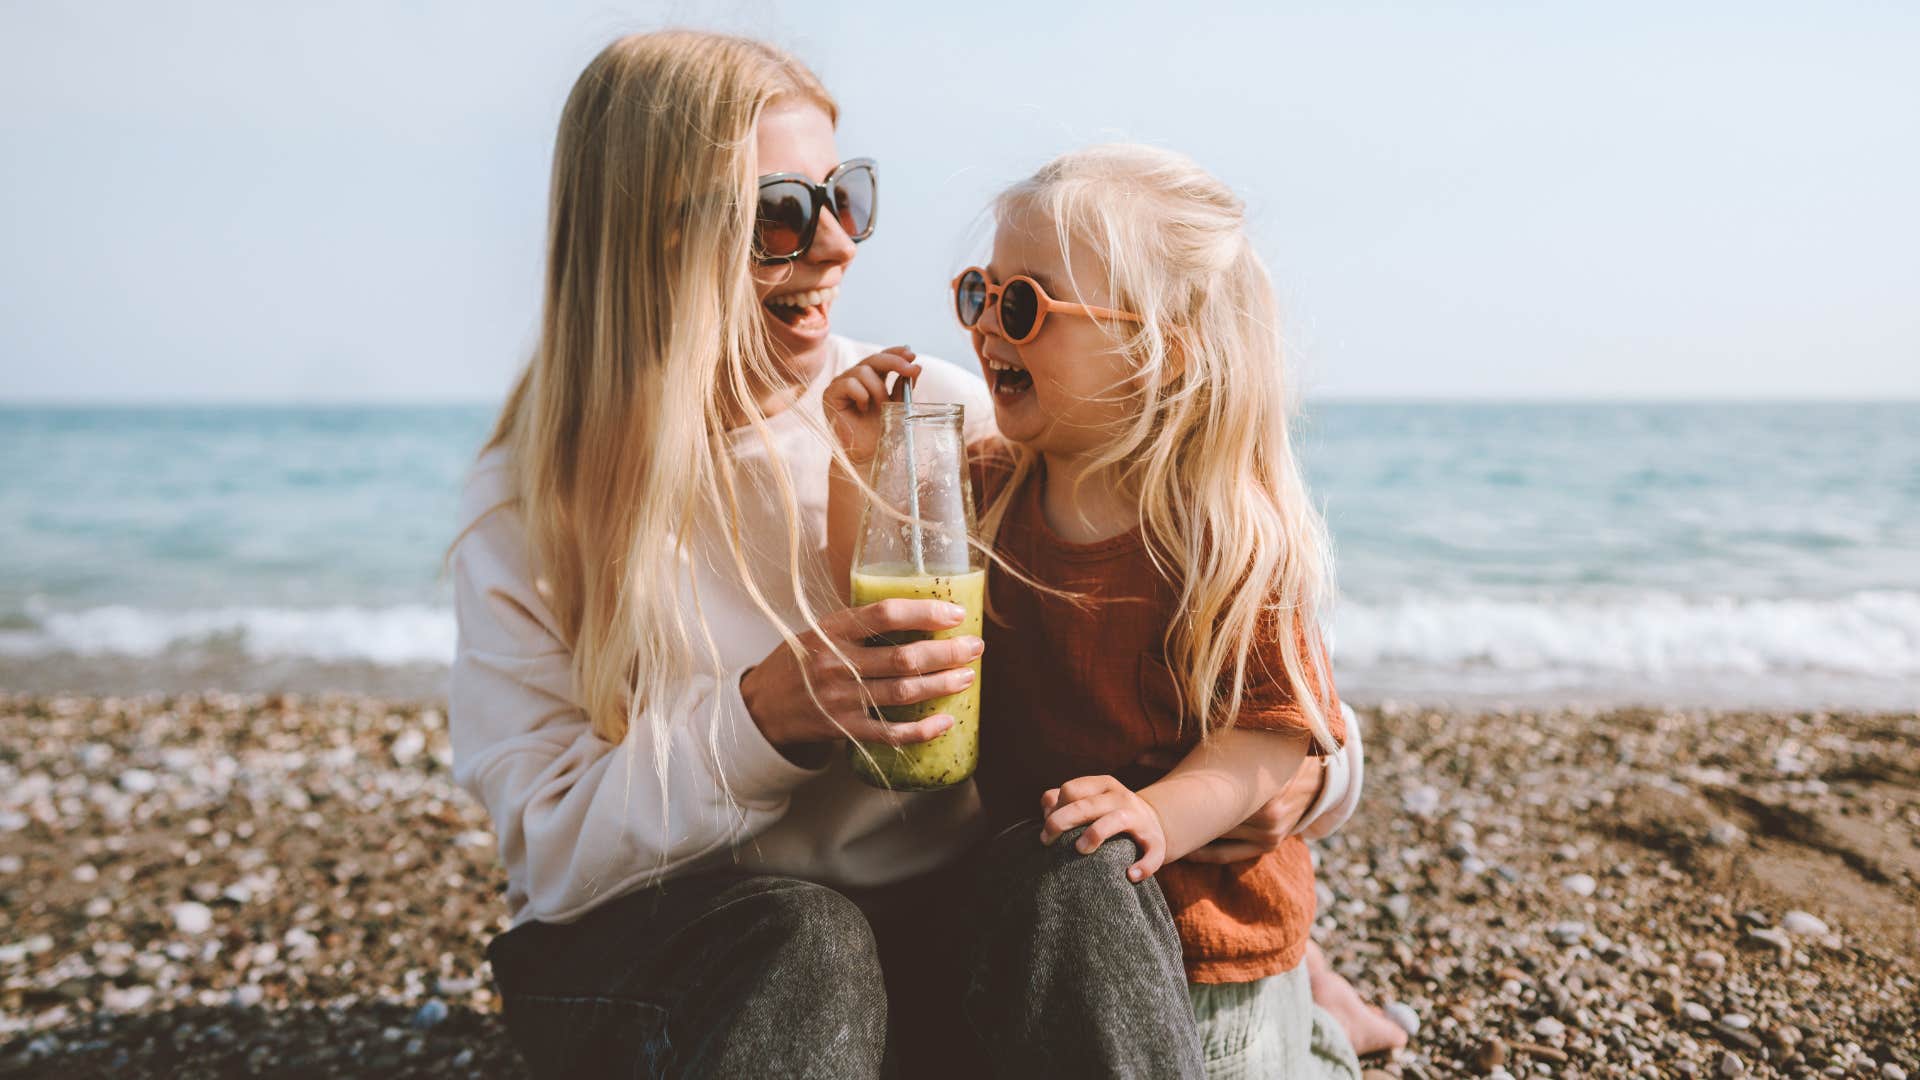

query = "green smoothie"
[846, 564, 986, 791]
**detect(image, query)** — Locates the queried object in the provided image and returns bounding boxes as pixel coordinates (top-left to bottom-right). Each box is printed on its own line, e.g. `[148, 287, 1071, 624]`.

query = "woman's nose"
[803, 206, 857, 266]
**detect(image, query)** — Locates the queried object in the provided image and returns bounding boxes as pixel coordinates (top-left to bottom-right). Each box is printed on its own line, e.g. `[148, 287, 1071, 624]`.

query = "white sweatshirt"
[451, 336, 1361, 927]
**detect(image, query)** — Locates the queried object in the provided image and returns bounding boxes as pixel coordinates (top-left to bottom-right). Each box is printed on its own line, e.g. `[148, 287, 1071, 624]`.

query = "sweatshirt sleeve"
[1297, 702, 1364, 841]
[448, 463, 823, 926]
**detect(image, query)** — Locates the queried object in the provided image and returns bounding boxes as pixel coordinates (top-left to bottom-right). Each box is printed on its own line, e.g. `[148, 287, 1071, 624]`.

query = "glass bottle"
[847, 402, 983, 791]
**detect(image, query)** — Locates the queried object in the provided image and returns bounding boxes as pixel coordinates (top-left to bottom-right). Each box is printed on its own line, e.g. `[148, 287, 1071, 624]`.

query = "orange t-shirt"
[973, 447, 1344, 983]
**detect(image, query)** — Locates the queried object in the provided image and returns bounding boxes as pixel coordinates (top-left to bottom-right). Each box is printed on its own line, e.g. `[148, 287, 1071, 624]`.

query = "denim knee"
[990, 820, 1137, 881]
[744, 880, 885, 989]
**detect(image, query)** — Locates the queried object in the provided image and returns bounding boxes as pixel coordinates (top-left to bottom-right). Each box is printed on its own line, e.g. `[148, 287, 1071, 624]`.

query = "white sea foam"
[3, 592, 1917, 701]
[1333, 590, 1920, 679]
[0, 604, 456, 666]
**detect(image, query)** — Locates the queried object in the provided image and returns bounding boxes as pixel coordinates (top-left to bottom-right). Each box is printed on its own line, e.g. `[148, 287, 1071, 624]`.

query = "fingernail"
[967, 637, 985, 657]
[943, 603, 965, 621]
[1128, 868, 1143, 882]
[956, 668, 975, 686]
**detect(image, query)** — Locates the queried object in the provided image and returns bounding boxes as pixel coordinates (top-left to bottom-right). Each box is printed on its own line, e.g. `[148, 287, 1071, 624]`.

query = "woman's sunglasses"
[950, 266, 1142, 345]
[754, 158, 877, 263]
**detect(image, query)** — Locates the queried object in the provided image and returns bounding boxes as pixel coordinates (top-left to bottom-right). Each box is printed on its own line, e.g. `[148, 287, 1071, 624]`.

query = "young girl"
[827, 144, 1364, 1077]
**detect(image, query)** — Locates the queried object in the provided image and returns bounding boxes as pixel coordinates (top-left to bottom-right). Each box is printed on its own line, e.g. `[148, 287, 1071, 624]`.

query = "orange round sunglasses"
[950, 266, 1141, 345]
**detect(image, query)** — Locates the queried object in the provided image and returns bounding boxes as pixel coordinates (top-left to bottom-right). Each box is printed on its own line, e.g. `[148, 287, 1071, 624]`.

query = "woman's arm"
[449, 502, 818, 924]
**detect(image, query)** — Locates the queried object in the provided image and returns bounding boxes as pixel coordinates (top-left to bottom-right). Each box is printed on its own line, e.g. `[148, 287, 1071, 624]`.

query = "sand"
[1, 692, 1915, 1077]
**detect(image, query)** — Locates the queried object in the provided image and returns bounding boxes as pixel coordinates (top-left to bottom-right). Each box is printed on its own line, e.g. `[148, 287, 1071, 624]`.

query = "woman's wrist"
[740, 666, 832, 767]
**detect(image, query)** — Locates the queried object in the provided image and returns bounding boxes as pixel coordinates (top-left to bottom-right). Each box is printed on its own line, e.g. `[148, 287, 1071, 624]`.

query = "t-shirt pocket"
[1137, 650, 1197, 747]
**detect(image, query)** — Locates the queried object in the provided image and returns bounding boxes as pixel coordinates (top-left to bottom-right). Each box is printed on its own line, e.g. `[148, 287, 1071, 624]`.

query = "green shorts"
[1189, 962, 1364, 1080]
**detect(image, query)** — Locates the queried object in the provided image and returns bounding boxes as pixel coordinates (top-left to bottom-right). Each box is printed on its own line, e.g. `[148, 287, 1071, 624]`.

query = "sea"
[3, 398, 1916, 709]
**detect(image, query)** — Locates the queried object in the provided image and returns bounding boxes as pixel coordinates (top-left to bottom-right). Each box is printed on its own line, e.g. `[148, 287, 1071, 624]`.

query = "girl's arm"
[1040, 727, 1310, 882]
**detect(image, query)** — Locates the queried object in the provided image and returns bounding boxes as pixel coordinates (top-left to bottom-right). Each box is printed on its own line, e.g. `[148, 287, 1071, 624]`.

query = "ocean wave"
[1333, 590, 1920, 678]
[0, 604, 456, 666]
[3, 592, 1917, 685]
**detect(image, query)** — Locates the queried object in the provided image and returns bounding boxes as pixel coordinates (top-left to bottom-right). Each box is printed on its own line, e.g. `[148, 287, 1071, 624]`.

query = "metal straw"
[900, 377, 926, 575]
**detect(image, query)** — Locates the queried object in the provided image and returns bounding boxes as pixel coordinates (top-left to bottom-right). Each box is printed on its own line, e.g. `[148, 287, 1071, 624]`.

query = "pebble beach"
[1, 692, 1915, 1078]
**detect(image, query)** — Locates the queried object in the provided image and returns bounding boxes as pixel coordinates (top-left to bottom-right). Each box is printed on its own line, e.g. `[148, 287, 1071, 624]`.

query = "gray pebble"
[1691, 949, 1726, 971]
[1684, 1002, 1714, 1022]
[1383, 1001, 1420, 1037]
[1719, 1051, 1745, 1076]
[410, 998, 448, 1030]
[1781, 910, 1830, 937]
[1384, 894, 1412, 924]
[1561, 872, 1597, 897]
[1549, 920, 1586, 946]
[1533, 1016, 1567, 1039]
[1402, 786, 1441, 816]
[1705, 822, 1746, 848]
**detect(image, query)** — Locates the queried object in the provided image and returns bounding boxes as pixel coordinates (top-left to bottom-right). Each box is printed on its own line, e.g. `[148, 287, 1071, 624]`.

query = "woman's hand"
[824, 346, 918, 464]
[1039, 775, 1168, 883]
[740, 597, 981, 751]
[1130, 749, 1327, 864]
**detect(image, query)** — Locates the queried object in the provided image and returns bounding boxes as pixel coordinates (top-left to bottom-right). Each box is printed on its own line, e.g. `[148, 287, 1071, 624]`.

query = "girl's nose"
[975, 292, 1007, 341]
[803, 205, 857, 266]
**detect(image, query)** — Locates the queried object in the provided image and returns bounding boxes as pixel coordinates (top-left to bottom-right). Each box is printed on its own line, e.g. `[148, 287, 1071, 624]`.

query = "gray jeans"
[487, 822, 1205, 1079]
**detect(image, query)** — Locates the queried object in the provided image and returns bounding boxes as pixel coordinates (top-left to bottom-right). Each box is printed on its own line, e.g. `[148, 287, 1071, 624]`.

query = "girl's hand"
[824, 346, 919, 464]
[1039, 775, 1168, 883]
[740, 597, 982, 751]
[1130, 749, 1326, 864]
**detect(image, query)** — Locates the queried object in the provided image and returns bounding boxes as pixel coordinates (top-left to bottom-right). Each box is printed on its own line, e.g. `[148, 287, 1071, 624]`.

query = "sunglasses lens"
[955, 270, 987, 327]
[831, 165, 876, 241]
[1000, 279, 1039, 340]
[755, 181, 814, 259]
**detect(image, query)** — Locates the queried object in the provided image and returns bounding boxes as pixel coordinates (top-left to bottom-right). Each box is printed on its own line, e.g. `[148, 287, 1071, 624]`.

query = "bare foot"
[1306, 940, 1410, 1057]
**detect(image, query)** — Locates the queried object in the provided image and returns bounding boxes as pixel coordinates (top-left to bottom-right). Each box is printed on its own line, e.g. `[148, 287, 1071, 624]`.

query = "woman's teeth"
[766, 285, 838, 309]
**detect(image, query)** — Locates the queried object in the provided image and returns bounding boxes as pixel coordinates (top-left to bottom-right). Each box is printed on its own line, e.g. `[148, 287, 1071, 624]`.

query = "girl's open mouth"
[764, 285, 838, 331]
[985, 357, 1033, 401]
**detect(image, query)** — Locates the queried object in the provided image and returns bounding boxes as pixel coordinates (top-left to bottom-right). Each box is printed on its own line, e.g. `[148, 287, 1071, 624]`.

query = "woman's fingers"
[845, 635, 983, 678]
[834, 598, 967, 640]
[1181, 840, 1264, 865]
[1216, 819, 1287, 845]
[858, 667, 974, 706]
[841, 711, 954, 747]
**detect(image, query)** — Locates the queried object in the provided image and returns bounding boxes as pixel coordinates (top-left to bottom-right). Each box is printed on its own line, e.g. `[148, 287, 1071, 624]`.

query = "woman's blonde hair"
[481, 31, 837, 748]
[979, 144, 1339, 751]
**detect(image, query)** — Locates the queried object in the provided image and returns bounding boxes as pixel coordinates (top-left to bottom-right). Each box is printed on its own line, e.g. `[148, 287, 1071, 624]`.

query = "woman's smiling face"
[752, 99, 856, 386]
[972, 206, 1139, 460]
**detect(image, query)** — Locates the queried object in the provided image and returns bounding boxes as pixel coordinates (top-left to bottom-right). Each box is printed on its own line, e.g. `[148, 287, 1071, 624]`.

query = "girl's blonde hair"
[481, 31, 837, 748]
[980, 144, 1339, 751]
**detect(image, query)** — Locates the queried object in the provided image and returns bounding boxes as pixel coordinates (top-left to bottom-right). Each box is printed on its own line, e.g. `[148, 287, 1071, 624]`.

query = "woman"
[450, 30, 1365, 1077]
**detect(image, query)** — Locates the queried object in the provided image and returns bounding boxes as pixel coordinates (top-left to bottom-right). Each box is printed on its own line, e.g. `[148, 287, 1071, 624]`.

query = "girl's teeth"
[768, 286, 838, 308]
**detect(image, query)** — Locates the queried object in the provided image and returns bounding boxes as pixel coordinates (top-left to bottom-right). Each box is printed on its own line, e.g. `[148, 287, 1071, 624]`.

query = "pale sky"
[3, 1, 1916, 402]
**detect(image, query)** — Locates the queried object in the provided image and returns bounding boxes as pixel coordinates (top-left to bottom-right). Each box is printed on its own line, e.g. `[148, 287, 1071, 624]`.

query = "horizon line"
[2, 393, 1917, 409]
